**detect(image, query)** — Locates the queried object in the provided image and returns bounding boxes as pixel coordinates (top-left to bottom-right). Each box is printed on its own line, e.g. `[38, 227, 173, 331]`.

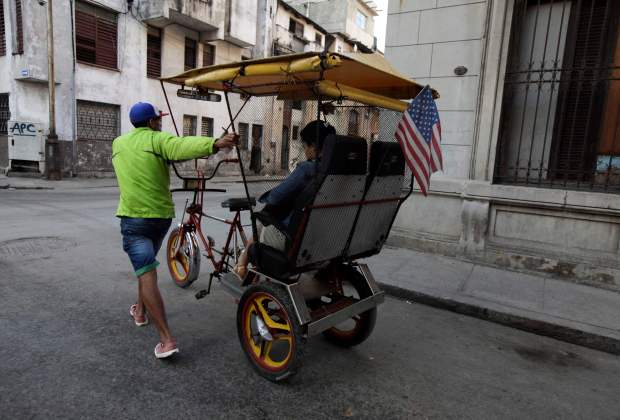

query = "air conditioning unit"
[8, 121, 45, 173]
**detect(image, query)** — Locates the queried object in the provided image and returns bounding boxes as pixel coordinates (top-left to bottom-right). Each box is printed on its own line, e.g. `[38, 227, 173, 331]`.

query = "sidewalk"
[365, 247, 620, 355]
[0, 173, 271, 190]
[0, 174, 118, 190]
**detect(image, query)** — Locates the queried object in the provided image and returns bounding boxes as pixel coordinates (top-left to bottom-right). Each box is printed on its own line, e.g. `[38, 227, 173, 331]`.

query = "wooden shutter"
[14, 0, 23, 54]
[551, 0, 611, 180]
[599, 12, 620, 154]
[202, 43, 215, 67]
[96, 16, 117, 69]
[0, 0, 6, 56]
[75, 3, 117, 69]
[147, 27, 161, 78]
[76, 10, 97, 63]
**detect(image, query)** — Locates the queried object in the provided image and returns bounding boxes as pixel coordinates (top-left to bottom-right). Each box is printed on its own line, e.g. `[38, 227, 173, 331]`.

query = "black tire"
[322, 266, 377, 347]
[237, 282, 305, 382]
[166, 226, 201, 288]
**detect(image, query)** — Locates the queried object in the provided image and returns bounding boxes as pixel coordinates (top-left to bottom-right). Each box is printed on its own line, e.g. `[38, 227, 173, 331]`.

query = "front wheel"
[166, 226, 201, 288]
[237, 283, 305, 382]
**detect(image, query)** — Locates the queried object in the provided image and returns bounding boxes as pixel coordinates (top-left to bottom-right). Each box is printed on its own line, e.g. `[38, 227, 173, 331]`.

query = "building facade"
[386, 0, 620, 291]
[245, 0, 369, 176]
[286, 0, 378, 50]
[0, 0, 257, 175]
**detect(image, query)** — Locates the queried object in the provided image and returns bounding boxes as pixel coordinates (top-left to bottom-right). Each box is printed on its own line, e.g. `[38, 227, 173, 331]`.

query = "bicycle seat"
[221, 197, 256, 211]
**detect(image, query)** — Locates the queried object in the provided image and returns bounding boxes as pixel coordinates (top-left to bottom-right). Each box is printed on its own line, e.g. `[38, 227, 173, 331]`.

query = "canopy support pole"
[224, 91, 258, 243]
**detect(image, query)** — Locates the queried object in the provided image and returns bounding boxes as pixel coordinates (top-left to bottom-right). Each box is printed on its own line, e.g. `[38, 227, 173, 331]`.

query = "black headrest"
[368, 141, 405, 177]
[320, 135, 367, 175]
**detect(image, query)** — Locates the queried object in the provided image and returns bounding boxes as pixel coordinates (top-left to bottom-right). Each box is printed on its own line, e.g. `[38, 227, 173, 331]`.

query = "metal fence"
[0, 93, 9, 134]
[495, 0, 620, 192]
[204, 95, 408, 199]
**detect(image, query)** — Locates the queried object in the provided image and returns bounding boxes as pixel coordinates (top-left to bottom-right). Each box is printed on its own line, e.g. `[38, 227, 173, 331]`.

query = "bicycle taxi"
[159, 52, 438, 381]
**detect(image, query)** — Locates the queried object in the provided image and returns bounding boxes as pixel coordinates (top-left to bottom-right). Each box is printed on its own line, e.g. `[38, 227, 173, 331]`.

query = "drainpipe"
[70, 0, 77, 177]
[45, 0, 61, 180]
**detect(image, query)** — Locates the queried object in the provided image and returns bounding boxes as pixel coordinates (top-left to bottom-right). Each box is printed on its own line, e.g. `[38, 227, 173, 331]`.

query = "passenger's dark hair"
[300, 120, 335, 150]
[132, 120, 150, 128]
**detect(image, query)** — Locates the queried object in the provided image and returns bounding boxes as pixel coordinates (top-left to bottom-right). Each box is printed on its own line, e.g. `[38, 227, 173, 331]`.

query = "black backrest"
[367, 141, 406, 180]
[287, 135, 368, 268]
[347, 141, 406, 259]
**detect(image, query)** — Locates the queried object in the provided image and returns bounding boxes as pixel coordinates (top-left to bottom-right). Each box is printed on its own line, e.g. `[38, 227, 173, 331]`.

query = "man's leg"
[138, 268, 174, 345]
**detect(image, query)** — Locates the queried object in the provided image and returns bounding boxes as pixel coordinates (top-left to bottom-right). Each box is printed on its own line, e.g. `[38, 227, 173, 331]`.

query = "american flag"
[394, 85, 442, 196]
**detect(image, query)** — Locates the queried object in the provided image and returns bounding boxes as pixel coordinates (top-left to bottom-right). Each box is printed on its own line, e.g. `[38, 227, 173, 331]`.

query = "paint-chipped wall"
[0, 0, 256, 175]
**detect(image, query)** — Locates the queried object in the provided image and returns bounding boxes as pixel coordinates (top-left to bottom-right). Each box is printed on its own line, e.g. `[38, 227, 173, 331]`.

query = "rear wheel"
[166, 226, 201, 288]
[237, 283, 305, 382]
[321, 267, 377, 347]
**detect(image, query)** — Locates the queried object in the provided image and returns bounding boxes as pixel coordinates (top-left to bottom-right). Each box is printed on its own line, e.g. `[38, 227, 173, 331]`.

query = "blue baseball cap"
[129, 102, 169, 125]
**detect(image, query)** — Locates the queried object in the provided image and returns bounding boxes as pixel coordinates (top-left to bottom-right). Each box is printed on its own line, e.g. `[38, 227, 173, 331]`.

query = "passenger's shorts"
[120, 217, 172, 277]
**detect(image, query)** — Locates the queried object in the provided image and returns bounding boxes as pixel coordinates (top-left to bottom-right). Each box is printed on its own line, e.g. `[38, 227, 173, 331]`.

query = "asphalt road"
[1, 185, 619, 419]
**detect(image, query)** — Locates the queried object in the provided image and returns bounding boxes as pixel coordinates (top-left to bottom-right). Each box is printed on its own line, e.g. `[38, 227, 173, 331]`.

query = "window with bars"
[76, 100, 119, 141]
[0, 0, 6, 56]
[183, 115, 197, 136]
[203, 43, 215, 67]
[201, 117, 214, 137]
[348, 110, 359, 136]
[146, 26, 161, 78]
[495, 0, 620, 192]
[13, 0, 23, 55]
[185, 38, 197, 71]
[75, 1, 117, 69]
[289, 19, 304, 38]
[238, 122, 249, 149]
[0, 94, 10, 134]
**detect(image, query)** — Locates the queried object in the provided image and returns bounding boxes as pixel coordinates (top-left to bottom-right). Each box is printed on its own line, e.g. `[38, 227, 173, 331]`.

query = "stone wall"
[386, 0, 620, 291]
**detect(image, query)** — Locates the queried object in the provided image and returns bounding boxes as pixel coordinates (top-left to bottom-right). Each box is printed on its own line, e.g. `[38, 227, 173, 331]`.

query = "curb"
[0, 184, 54, 190]
[378, 282, 620, 356]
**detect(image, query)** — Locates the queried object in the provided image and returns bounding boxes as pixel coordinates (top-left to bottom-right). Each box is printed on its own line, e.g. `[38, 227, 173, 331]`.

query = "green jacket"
[112, 127, 216, 218]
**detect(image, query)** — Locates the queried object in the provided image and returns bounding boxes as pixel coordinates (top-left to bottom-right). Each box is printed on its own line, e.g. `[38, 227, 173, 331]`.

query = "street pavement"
[1, 184, 619, 419]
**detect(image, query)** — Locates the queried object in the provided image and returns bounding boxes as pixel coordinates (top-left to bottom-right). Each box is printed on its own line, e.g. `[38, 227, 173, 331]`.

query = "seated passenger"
[234, 120, 336, 278]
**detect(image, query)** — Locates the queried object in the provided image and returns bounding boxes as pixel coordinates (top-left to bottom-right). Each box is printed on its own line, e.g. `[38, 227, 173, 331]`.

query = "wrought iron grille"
[201, 116, 214, 137]
[495, 0, 620, 192]
[0, 93, 9, 134]
[183, 115, 197, 136]
[76, 100, 119, 141]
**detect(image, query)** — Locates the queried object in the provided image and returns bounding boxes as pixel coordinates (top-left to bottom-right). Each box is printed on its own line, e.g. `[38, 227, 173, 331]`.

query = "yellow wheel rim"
[168, 232, 190, 282]
[242, 293, 293, 371]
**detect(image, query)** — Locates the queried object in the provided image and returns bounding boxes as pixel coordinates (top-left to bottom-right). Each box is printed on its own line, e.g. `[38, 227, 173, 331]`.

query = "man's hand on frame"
[214, 133, 240, 152]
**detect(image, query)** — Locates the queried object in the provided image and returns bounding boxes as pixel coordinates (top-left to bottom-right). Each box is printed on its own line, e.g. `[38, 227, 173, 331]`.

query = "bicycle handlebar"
[172, 157, 239, 183]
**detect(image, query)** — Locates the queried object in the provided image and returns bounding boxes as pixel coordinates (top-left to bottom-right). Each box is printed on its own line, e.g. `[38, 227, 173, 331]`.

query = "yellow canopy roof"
[161, 52, 438, 112]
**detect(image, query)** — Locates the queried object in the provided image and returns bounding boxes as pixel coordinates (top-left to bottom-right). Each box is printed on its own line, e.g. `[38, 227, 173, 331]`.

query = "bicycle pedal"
[195, 289, 209, 300]
[207, 235, 215, 247]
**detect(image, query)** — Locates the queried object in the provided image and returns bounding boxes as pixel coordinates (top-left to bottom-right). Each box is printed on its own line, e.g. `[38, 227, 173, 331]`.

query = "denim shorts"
[120, 217, 172, 277]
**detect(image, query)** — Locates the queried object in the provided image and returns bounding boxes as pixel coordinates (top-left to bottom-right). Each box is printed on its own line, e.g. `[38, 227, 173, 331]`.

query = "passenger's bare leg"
[138, 269, 174, 344]
[234, 239, 253, 278]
